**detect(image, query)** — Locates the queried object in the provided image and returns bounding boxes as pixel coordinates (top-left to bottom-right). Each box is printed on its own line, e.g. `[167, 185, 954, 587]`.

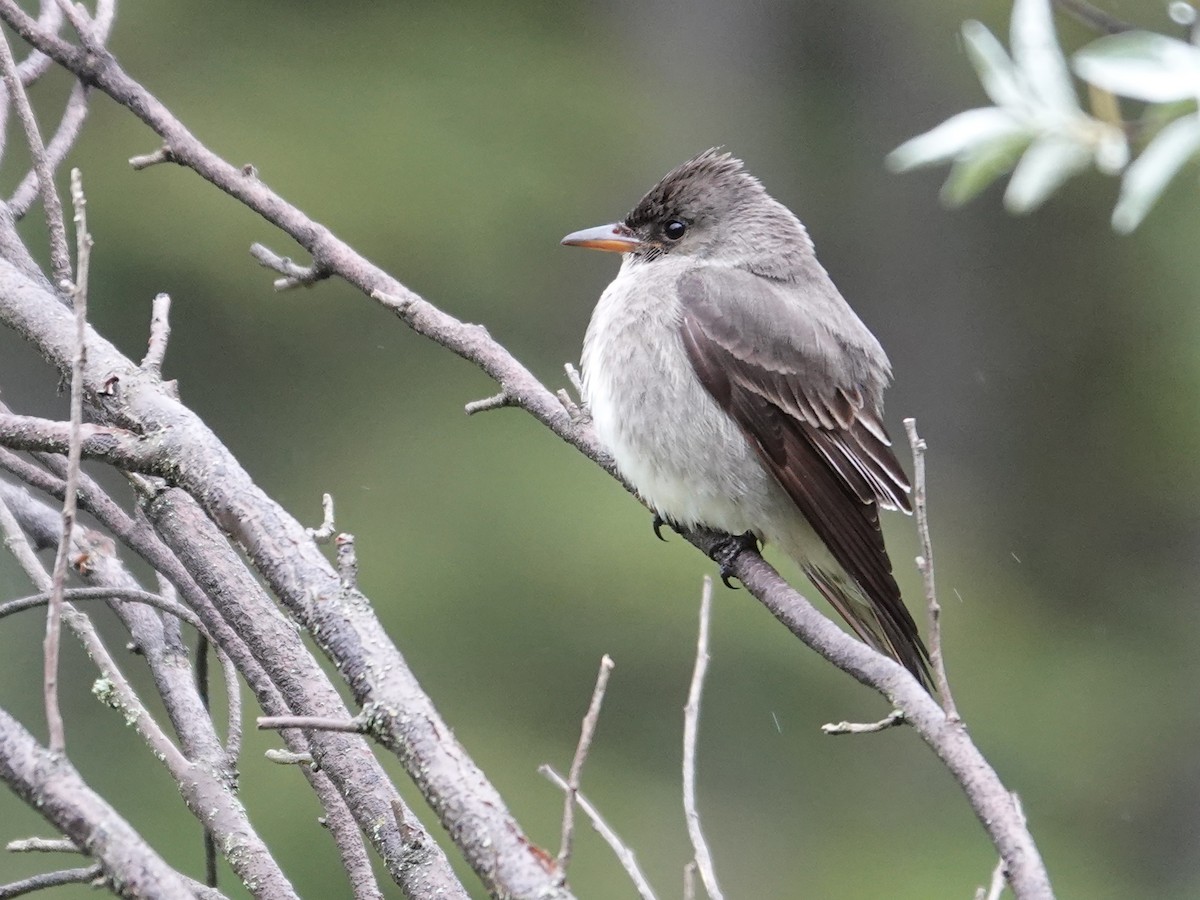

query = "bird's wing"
[677, 265, 930, 684]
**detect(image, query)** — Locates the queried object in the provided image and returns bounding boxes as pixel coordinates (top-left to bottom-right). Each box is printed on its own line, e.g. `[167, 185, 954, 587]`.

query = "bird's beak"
[560, 222, 641, 253]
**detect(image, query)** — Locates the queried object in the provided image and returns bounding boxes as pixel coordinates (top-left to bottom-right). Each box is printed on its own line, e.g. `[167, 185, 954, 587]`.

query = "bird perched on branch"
[562, 149, 931, 688]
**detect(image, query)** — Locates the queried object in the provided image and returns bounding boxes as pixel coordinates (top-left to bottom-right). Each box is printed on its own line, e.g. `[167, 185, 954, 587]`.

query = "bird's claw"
[711, 532, 760, 589]
[652, 514, 669, 542]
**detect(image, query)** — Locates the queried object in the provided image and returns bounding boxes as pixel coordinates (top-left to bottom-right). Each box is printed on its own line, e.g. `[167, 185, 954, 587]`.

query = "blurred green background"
[1, 0, 1197, 897]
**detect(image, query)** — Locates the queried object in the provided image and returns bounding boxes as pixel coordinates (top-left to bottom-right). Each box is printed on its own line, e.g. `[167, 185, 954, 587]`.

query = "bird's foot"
[709, 531, 760, 589]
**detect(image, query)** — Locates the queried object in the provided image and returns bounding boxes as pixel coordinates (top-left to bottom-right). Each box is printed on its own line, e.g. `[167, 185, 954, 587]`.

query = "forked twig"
[540, 765, 657, 900]
[556, 654, 615, 871]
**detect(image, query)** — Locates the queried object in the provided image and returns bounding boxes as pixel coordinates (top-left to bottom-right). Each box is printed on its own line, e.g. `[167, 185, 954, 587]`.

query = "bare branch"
[139, 292, 171, 377]
[0, 864, 102, 897]
[0, 453, 445, 899]
[903, 418, 959, 721]
[556, 654, 614, 871]
[257, 715, 368, 734]
[265, 749, 314, 766]
[51, 0, 94, 47]
[128, 145, 177, 170]
[540, 766, 658, 900]
[975, 857, 1008, 900]
[250, 242, 330, 290]
[0, 707, 205, 897]
[683, 576, 723, 900]
[0, 9, 1054, 896]
[9, 82, 91, 219]
[0, 584, 191, 628]
[0, 26, 70, 288]
[821, 710, 906, 736]
[11, 0, 63, 85]
[1050, 0, 1134, 34]
[5, 838, 79, 853]
[464, 391, 514, 416]
[0, 479, 298, 898]
[306, 492, 336, 543]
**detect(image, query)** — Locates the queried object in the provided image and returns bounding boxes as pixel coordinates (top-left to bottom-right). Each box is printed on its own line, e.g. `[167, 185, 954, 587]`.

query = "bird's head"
[562, 149, 812, 276]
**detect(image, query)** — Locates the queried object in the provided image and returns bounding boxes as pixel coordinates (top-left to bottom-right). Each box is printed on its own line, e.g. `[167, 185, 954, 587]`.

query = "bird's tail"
[803, 565, 933, 691]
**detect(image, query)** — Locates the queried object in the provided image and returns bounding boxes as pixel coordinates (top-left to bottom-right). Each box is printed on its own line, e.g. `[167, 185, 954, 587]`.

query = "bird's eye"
[663, 220, 687, 241]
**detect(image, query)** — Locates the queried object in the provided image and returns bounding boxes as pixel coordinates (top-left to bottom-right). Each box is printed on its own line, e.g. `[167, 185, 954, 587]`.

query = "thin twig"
[821, 710, 906, 735]
[540, 766, 658, 900]
[307, 493, 336, 543]
[556, 654, 615, 871]
[903, 418, 959, 722]
[128, 145, 177, 169]
[140, 292, 171, 376]
[563, 363, 584, 398]
[683, 576, 723, 900]
[257, 715, 367, 734]
[0, 26, 70, 288]
[10, 0, 63, 86]
[51, 0, 94, 47]
[464, 391, 513, 416]
[265, 749, 314, 766]
[1050, 0, 1134, 34]
[684, 862, 697, 900]
[5, 838, 79, 853]
[249, 242, 329, 290]
[975, 856, 1008, 900]
[0, 864, 103, 898]
[9, 82, 90, 219]
[35, 169, 90, 754]
[0, 585, 208, 631]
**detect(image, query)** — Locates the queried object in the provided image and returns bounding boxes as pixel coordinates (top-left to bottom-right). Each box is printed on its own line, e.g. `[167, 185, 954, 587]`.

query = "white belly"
[580, 258, 806, 546]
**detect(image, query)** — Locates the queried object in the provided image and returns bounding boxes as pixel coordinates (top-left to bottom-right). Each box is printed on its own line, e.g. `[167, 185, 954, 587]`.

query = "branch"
[139, 292, 171, 377]
[0, 706, 208, 898]
[0, 455, 415, 899]
[0, 472, 297, 897]
[904, 418, 959, 721]
[540, 766, 658, 900]
[682, 577, 723, 900]
[0, 864, 102, 897]
[556, 654, 614, 871]
[9, 82, 91, 220]
[822, 710, 906, 736]
[1050, 0, 1135, 34]
[0, 25, 70, 289]
[0, 9, 1052, 897]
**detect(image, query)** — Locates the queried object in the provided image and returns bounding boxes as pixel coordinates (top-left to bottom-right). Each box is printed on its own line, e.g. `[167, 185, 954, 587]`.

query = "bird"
[561, 149, 931, 688]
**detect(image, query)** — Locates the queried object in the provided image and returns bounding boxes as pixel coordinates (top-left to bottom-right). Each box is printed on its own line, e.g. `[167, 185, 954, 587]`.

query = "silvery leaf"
[1074, 31, 1200, 102]
[887, 107, 1025, 171]
[1010, 0, 1079, 113]
[1112, 114, 1200, 231]
[962, 20, 1024, 109]
[1004, 134, 1092, 212]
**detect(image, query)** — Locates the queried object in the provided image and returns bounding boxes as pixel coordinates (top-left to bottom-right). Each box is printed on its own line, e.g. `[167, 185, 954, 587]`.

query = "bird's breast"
[580, 264, 784, 535]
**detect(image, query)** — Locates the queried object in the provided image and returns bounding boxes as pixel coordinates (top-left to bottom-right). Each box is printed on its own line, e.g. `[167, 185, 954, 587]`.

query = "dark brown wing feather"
[678, 266, 931, 687]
